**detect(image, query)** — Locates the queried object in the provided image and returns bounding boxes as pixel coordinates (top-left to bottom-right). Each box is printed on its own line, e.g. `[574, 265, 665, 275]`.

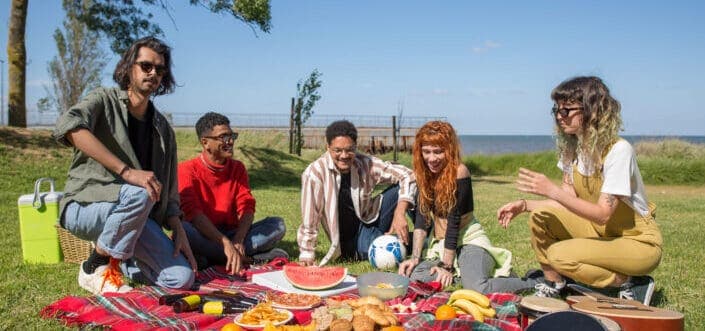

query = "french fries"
[239, 302, 290, 326]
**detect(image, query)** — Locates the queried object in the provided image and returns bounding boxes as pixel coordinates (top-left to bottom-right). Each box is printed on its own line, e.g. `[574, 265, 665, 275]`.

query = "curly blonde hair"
[551, 76, 623, 169]
[413, 121, 461, 221]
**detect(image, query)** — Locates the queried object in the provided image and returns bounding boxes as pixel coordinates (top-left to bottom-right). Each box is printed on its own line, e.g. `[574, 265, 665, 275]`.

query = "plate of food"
[233, 303, 294, 328]
[268, 292, 322, 310]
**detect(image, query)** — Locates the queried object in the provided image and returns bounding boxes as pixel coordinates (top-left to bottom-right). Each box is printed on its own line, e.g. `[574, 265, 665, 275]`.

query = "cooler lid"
[18, 192, 64, 206]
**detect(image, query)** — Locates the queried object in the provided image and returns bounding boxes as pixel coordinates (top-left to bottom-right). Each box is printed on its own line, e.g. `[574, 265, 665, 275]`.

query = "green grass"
[463, 139, 705, 185]
[0, 127, 703, 329]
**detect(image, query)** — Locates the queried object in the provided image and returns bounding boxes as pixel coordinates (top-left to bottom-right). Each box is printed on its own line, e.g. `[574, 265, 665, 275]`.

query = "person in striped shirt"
[297, 120, 417, 266]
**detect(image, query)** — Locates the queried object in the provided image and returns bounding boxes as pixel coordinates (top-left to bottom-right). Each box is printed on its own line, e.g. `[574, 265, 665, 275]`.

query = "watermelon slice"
[283, 265, 347, 290]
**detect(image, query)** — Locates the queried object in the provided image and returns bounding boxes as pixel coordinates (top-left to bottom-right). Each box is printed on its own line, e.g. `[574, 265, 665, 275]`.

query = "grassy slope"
[0, 128, 702, 329]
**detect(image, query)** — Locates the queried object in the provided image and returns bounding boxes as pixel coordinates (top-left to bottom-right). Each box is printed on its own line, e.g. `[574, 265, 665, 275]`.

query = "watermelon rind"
[283, 265, 348, 290]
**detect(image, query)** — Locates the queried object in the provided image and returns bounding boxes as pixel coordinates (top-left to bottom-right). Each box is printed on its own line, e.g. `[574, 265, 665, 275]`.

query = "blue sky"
[1, 1, 704, 135]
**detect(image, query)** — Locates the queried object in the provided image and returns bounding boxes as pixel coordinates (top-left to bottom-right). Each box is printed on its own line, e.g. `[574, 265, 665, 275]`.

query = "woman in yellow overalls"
[496, 76, 662, 305]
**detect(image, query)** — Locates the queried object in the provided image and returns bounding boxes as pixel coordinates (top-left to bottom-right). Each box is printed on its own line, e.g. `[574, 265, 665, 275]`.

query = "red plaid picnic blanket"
[41, 264, 523, 331]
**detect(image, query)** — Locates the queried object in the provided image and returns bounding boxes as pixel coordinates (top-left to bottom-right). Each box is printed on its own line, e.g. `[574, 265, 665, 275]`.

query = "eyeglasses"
[203, 132, 239, 143]
[135, 61, 168, 76]
[330, 146, 357, 155]
[552, 106, 583, 118]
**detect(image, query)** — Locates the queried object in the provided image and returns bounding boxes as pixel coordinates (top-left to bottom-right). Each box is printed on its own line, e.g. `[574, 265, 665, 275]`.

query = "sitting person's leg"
[356, 185, 402, 259]
[122, 219, 195, 289]
[243, 216, 288, 261]
[63, 184, 155, 294]
[407, 259, 441, 283]
[528, 206, 598, 297]
[457, 244, 538, 294]
[181, 221, 227, 266]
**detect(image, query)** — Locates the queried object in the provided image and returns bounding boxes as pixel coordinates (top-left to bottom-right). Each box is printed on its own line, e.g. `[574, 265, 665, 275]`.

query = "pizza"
[268, 292, 322, 309]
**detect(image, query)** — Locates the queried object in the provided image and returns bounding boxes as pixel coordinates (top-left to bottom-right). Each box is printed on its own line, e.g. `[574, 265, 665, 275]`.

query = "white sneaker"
[78, 261, 133, 295]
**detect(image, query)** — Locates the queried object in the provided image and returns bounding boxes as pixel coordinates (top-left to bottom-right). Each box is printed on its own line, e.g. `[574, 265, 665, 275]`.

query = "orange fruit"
[435, 304, 457, 320]
[381, 326, 405, 331]
[220, 322, 243, 331]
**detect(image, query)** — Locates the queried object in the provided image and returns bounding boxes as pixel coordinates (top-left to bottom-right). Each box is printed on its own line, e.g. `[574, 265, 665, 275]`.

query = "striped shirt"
[298, 152, 416, 265]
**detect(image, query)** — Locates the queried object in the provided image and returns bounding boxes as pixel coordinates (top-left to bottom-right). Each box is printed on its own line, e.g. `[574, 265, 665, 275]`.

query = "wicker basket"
[55, 225, 93, 264]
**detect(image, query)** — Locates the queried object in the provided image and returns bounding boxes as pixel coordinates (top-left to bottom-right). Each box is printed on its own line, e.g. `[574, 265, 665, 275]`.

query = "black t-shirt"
[414, 177, 474, 250]
[338, 172, 360, 258]
[128, 104, 154, 171]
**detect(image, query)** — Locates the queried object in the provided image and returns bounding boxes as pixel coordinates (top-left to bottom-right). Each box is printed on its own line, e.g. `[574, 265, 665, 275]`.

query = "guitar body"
[571, 299, 684, 331]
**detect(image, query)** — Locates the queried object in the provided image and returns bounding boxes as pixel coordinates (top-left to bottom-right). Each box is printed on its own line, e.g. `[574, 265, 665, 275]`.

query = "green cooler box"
[17, 178, 63, 264]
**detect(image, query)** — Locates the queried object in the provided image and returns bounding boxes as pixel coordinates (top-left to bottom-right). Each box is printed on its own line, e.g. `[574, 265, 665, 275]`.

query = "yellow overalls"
[527, 154, 663, 288]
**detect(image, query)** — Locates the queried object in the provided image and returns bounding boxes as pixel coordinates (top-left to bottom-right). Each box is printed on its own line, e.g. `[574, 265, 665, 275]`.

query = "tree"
[293, 69, 323, 156]
[6, 0, 272, 127]
[6, 0, 28, 127]
[38, 0, 108, 114]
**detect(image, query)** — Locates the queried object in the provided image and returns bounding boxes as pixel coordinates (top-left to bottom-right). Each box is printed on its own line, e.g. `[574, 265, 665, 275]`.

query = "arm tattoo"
[606, 194, 617, 208]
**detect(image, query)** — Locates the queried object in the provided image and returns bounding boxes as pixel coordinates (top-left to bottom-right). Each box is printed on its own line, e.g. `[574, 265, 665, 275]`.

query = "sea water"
[459, 135, 705, 156]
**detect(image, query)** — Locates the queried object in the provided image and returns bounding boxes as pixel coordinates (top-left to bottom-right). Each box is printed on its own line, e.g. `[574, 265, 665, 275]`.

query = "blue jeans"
[354, 185, 407, 259]
[63, 184, 195, 289]
[182, 216, 286, 265]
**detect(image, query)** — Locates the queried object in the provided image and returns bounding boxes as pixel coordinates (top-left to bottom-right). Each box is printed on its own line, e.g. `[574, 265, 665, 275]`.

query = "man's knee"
[270, 216, 287, 238]
[120, 184, 155, 211]
[158, 265, 195, 290]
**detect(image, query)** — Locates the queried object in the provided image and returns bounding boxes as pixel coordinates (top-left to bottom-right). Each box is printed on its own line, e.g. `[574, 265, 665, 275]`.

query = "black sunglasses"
[551, 106, 583, 118]
[135, 61, 168, 76]
[203, 132, 239, 143]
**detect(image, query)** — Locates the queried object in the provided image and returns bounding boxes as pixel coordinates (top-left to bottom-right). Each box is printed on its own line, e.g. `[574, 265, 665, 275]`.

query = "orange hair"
[413, 121, 461, 221]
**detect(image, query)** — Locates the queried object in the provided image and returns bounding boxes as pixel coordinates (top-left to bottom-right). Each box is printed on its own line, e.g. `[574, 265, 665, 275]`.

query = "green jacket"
[53, 87, 181, 226]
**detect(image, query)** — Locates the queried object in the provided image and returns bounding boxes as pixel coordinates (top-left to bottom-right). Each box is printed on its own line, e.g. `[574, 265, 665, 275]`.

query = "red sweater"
[178, 153, 256, 229]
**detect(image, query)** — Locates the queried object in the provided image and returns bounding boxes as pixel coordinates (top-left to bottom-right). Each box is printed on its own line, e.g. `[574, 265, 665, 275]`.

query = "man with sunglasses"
[298, 120, 417, 266]
[53, 37, 196, 295]
[178, 112, 288, 275]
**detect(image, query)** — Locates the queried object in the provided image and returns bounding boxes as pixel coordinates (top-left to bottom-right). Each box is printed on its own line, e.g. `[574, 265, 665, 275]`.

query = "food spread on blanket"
[268, 292, 323, 309]
[447, 289, 496, 323]
[311, 296, 399, 330]
[235, 302, 292, 327]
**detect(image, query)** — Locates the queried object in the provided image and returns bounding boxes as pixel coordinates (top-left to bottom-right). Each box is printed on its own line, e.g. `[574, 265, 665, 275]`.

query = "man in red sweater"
[178, 112, 287, 274]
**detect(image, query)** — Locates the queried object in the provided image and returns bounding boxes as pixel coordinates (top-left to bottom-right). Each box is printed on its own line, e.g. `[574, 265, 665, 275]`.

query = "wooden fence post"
[392, 115, 398, 162]
[289, 97, 295, 154]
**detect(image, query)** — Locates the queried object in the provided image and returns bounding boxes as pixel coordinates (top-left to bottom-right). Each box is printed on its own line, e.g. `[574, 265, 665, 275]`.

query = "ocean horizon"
[458, 135, 705, 156]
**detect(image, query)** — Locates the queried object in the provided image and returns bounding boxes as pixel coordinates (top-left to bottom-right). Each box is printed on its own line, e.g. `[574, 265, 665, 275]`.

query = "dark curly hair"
[195, 112, 230, 138]
[325, 120, 358, 144]
[113, 36, 175, 96]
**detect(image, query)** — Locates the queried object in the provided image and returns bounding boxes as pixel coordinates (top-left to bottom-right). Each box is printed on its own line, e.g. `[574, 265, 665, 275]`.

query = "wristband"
[118, 165, 131, 177]
[520, 198, 527, 212]
[437, 261, 455, 273]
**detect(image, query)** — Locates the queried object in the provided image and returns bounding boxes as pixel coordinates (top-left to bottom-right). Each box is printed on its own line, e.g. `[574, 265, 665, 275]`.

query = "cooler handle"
[32, 177, 56, 209]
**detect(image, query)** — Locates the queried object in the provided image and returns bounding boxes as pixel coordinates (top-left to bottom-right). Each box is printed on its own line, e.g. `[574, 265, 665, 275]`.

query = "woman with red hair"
[398, 121, 536, 293]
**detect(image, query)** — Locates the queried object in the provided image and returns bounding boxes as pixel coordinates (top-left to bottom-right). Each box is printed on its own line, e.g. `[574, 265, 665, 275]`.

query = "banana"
[453, 307, 466, 315]
[448, 289, 491, 308]
[476, 305, 496, 319]
[451, 299, 484, 323]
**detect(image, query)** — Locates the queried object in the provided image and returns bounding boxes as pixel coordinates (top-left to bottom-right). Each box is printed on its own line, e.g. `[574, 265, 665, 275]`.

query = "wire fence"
[26, 110, 446, 130]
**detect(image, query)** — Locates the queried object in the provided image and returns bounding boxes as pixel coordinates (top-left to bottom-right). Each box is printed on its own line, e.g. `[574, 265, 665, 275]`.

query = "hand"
[169, 218, 197, 272]
[398, 258, 419, 277]
[223, 240, 246, 274]
[122, 168, 162, 202]
[386, 212, 410, 245]
[497, 200, 525, 229]
[516, 167, 561, 200]
[430, 266, 454, 288]
[298, 257, 316, 266]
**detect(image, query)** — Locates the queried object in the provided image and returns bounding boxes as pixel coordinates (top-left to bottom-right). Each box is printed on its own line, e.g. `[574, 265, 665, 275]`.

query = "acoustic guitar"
[567, 284, 684, 331]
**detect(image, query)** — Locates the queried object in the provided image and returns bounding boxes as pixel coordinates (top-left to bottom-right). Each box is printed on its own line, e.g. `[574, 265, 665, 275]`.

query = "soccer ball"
[368, 235, 406, 270]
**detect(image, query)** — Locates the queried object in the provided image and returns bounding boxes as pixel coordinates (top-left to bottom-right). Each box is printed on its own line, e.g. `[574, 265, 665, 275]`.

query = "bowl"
[357, 272, 410, 300]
